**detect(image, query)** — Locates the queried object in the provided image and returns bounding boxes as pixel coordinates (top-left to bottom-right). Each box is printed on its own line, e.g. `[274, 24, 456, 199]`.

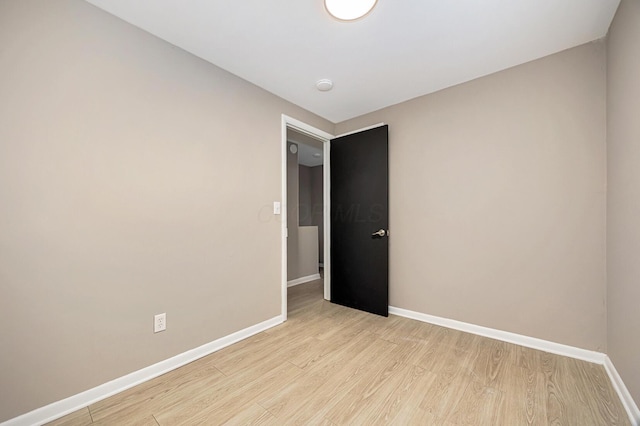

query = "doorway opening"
[281, 116, 333, 321]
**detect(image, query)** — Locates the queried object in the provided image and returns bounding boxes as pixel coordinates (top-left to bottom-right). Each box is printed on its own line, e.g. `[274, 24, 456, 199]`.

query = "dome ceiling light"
[316, 79, 334, 91]
[324, 0, 378, 21]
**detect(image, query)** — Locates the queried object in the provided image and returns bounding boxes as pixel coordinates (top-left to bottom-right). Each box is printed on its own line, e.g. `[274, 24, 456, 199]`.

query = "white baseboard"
[1, 315, 284, 426]
[287, 273, 321, 287]
[7, 306, 638, 426]
[389, 306, 605, 364]
[604, 356, 640, 425]
[389, 306, 640, 425]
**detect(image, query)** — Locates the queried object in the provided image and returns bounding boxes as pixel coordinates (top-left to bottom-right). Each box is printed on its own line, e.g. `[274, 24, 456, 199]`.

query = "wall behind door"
[299, 164, 324, 265]
[287, 142, 300, 279]
[287, 141, 320, 281]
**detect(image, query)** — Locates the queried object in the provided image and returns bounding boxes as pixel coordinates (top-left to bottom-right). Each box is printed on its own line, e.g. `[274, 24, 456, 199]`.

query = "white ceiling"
[85, 0, 620, 123]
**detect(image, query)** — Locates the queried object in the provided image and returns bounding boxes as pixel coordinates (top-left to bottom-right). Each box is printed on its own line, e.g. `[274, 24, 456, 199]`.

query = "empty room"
[1, 0, 639, 425]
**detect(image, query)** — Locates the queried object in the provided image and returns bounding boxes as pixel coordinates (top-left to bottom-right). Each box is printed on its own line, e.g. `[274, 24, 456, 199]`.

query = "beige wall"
[287, 150, 321, 280]
[2, 0, 634, 421]
[299, 164, 324, 264]
[310, 166, 324, 264]
[0, 0, 332, 421]
[286, 141, 300, 279]
[297, 226, 320, 279]
[299, 165, 313, 226]
[607, 0, 640, 405]
[336, 42, 607, 352]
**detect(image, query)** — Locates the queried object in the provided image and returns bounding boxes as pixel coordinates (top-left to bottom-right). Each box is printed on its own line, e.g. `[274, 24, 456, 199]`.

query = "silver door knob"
[372, 229, 386, 237]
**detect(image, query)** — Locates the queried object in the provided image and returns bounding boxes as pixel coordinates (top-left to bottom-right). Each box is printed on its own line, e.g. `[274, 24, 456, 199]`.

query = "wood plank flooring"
[48, 279, 629, 425]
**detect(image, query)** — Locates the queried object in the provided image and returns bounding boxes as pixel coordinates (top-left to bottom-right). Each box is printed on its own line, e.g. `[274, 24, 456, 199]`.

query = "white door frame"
[281, 115, 334, 321]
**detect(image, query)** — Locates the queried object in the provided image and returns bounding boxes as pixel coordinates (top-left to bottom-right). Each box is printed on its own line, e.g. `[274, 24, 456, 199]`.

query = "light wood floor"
[49, 280, 629, 425]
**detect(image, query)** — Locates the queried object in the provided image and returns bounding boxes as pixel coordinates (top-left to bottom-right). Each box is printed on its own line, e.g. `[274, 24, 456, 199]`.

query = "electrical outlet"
[154, 313, 166, 333]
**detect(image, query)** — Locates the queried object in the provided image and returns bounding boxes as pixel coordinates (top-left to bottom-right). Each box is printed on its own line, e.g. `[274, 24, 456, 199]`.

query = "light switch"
[273, 201, 281, 215]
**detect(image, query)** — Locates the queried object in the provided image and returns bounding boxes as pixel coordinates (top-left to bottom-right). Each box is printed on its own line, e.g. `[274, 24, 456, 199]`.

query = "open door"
[330, 125, 389, 316]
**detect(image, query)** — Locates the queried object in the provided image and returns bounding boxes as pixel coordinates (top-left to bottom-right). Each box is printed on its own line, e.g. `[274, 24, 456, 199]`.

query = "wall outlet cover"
[154, 313, 166, 333]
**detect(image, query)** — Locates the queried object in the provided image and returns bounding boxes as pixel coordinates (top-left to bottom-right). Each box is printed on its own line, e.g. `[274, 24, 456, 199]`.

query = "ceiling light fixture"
[324, 0, 377, 21]
[316, 79, 333, 91]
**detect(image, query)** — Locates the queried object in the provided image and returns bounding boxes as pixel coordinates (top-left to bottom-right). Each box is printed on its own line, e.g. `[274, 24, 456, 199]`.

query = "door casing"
[280, 116, 387, 321]
[281, 115, 333, 321]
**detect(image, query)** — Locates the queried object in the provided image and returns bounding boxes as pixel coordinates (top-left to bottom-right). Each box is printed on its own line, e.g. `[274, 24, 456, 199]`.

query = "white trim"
[287, 273, 322, 287]
[1, 316, 283, 426]
[604, 356, 640, 425]
[323, 136, 331, 301]
[334, 122, 386, 139]
[284, 116, 333, 143]
[389, 306, 640, 425]
[388, 306, 606, 364]
[281, 115, 334, 314]
[281, 116, 289, 321]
